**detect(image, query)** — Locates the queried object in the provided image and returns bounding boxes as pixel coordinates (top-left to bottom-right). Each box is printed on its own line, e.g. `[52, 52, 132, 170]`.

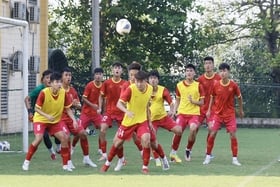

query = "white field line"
[237, 158, 278, 187]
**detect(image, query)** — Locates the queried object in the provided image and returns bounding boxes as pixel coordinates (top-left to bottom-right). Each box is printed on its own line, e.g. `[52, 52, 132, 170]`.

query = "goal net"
[0, 16, 29, 153]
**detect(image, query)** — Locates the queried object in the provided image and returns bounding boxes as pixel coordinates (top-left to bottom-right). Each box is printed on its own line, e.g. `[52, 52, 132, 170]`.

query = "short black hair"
[219, 63, 230, 71]
[112, 61, 123, 68]
[203, 56, 214, 63]
[93, 67, 104, 74]
[186, 63, 196, 71]
[135, 70, 148, 80]
[149, 69, 160, 79]
[50, 72, 62, 82]
[41, 69, 53, 82]
[128, 61, 142, 71]
[61, 66, 72, 73]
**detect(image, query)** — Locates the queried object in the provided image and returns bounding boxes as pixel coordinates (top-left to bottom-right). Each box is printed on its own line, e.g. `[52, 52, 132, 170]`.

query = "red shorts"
[152, 116, 177, 133]
[176, 114, 200, 130]
[198, 111, 215, 124]
[58, 118, 84, 136]
[209, 115, 237, 133]
[79, 113, 102, 129]
[116, 121, 151, 141]
[33, 122, 69, 136]
[101, 114, 124, 127]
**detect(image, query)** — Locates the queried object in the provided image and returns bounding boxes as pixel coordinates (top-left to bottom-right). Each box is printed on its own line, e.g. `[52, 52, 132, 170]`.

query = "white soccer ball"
[116, 18, 131, 35]
[0, 141, 10, 151]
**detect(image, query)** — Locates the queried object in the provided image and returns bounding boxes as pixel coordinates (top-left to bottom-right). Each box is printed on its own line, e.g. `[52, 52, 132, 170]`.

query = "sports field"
[0, 127, 280, 187]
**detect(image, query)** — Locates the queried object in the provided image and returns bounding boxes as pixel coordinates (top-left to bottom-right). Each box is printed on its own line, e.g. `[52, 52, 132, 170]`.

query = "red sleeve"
[120, 87, 132, 102]
[64, 92, 72, 108]
[36, 91, 45, 108]
[83, 82, 91, 98]
[199, 83, 205, 98]
[175, 86, 180, 98]
[163, 88, 172, 104]
[100, 80, 107, 96]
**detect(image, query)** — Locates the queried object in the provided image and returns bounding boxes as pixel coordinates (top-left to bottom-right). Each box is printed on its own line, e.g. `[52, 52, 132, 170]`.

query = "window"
[1, 59, 9, 118]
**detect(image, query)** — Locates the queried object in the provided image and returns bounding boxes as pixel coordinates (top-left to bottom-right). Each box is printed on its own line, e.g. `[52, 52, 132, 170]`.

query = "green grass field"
[0, 126, 280, 187]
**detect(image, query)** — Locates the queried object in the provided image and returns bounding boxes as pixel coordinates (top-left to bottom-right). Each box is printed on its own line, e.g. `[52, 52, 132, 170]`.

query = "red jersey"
[211, 80, 242, 118]
[198, 73, 221, 113]
[81, 81, 102, 115]
[100, 78, 126, 116]
[121, 80, 132, 93]
[61, 87, 80, 121]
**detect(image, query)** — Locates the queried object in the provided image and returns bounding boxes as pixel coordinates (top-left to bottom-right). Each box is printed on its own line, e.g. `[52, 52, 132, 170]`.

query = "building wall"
[0, 0, 42, 134]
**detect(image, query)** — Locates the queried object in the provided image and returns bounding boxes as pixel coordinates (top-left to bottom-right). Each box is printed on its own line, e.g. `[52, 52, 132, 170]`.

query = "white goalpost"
[0, 16, 29, 153]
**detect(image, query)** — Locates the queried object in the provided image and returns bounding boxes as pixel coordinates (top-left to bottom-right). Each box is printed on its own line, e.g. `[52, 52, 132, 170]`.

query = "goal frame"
[0, 16, 29, 153]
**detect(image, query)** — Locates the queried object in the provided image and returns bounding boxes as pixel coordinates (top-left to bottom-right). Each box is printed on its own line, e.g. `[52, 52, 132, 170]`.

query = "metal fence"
[159, 75, 280, 118]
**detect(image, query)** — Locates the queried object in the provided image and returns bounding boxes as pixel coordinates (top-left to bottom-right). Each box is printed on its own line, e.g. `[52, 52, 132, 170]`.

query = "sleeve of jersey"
[100, 81, 106, 96]
[64, 93, 72, 108]
[175, 86, 180, 98]
[234, 82, 242, 98]
[82, 83, 90, 98]
[163, 88, 173, 104]
[35, 91, 45, 109]
[199, 83, 205, 99]
[119, 87, 131, 103]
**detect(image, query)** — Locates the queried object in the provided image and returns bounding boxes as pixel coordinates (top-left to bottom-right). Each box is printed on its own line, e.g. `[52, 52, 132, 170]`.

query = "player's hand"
[126, 111, 134, 118]
[239, 110, 244, 119]
[73, 120, 78, 129]
[28, 113, 34, 122]
[47, 115, 55, 122]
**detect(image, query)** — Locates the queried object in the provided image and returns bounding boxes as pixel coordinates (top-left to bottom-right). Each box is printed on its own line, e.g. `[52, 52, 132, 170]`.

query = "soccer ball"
[116, 18, 131, 35]
[0, 141, 10, 151]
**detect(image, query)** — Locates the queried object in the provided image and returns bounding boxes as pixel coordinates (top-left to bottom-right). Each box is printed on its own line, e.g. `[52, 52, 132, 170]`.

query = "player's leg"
[99, 121, 110, 161]
[227, 118, 241, 166]
[170, 115, 186, 163]
[185, 118, 199, 161]
[22, 123, 45, 171]
[43, 130, 56, 160]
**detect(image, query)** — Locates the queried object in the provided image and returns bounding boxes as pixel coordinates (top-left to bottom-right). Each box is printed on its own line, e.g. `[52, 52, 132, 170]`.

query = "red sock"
[206, 136, 215, 155]
[60, 147, 69, 165]
[152, 149, 160, 159]
[68, 140, 71, 160]
[186, 139, 194, 150]
[72, 136, 79, 147]
[142, 147, 150, 166]
[171, 134, 182, 150]
[154, 144, 165, 158]
[107, 145, 118, 162]
[117, 146, 124, 158]
[231, 137, 238, 157]
[80, 137, 89, 156]
[25, 144, 37, 160]
[100, 140, 107, 154]
[134, 137, 143, 151]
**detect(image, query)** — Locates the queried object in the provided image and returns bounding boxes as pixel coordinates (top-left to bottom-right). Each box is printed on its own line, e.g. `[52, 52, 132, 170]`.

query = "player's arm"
[66, 107, 78, 128]
[24, 95, 34, 122]
[237, 96, 244, 118]
[82, 96, 99, 110]
[206, 95, 214, 118]
[116, 87, 134, 118]
[98, 94, 105, 114]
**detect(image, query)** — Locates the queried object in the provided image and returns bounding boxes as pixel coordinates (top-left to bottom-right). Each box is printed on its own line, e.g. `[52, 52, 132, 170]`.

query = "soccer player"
[169, 64, 204, 162]
[197, 56, 221, 157]
[24, 69, 61, 160]
[98, 62, 126, 162]
[71, 67, 103, 151]
[100, 70, 153, 174]
[22, 72, 77, 171]
[60, 67, 97, 168]
[148, 70, 182, 167]
[203, 63, 244, 166]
